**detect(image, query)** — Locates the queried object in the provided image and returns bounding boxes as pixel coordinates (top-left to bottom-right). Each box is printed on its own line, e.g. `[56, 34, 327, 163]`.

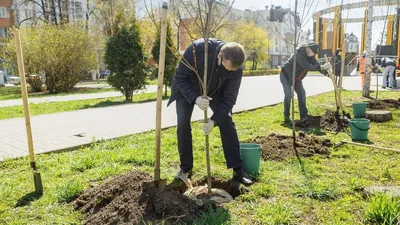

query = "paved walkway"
[0, 75, 396, 160]
[0, 85, 158, 108]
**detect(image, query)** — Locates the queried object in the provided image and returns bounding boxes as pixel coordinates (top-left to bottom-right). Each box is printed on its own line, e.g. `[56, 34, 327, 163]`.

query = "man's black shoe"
[233, 167, 253, 185]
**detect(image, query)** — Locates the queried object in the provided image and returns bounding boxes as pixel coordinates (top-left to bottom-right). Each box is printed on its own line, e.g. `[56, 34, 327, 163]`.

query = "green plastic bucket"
[349, 118, 370, 141]
[352, 102, 368, 118]
[240, 143, 261, 176]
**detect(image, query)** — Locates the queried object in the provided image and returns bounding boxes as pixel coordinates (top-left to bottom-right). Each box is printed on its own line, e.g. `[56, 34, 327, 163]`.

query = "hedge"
[242, 69, 281, 76]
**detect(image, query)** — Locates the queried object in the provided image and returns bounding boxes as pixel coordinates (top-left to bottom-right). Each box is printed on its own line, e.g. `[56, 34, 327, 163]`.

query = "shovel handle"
[154, 2, 168, 182]
[14, 29, 36, 165]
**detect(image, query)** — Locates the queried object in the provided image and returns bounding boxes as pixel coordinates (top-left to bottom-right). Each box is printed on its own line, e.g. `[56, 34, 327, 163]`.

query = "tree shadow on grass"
[15, 192, 42, 207]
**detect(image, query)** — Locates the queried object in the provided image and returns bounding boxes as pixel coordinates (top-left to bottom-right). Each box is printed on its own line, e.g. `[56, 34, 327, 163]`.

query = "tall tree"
[217, 20, 270, 70]
[362, 0, 374, 97]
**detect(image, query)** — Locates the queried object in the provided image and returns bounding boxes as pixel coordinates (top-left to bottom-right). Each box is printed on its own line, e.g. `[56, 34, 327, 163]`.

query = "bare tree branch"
[210, 0, 235, 34]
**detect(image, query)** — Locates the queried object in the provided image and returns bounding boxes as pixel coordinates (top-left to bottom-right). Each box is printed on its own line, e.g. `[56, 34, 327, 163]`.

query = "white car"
[6, 75, 20, 85]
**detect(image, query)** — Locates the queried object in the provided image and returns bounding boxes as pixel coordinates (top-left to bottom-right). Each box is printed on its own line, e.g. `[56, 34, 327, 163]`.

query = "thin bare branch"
[178, 0, 202, 32]
[210, 0, 236, 34]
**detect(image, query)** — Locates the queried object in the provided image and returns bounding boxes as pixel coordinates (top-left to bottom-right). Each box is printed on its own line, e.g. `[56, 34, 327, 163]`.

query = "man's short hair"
[220, 42, 246, 69]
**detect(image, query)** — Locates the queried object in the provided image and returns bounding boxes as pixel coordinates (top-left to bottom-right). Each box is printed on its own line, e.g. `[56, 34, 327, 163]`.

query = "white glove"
[321, 63, 332, 71]
[202, 119, 215, 135]
[195, 96, 212, 111]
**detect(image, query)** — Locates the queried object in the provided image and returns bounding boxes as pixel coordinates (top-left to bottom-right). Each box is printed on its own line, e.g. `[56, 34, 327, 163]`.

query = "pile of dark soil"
[368, 99, 400, 110]
[73, 171, 202, 225]
[249, 133, 332, 161]
[320, 110, 350, 132]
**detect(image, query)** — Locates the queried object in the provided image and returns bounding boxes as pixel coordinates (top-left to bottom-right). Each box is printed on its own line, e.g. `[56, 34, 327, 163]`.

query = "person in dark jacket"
[167, 39, 252, 185]
[280, 42, 331, 124]
[333, 48, 342, 85]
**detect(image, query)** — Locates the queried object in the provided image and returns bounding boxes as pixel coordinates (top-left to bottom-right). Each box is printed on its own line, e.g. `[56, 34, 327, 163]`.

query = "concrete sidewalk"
[0, 75, 390, 160]
[0, 85, 159, 108]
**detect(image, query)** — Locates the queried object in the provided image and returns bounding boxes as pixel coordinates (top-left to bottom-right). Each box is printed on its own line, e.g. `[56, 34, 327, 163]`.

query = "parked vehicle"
[100, 70, 110, 79]
[6, 75, 20, 85]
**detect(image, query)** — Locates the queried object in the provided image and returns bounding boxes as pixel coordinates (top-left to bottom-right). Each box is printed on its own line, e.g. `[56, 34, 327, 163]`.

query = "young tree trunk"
[41, 0, 49, 22]
[164, 84, 167, 97]
[125, 90, 133, 102]
[51, 0, 58, 25]
[291, 0, 301, 164]
[362, 0, 374, 97]
[203, 0, 213, 194]
[58, 0, 63, 23]
[86, 0, 90, 31]
[176, 19, 181, 51]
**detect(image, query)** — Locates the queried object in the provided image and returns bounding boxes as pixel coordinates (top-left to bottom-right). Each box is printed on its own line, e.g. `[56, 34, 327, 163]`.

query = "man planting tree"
[280, 42, 332, 125]
[167, 39, 253, 185]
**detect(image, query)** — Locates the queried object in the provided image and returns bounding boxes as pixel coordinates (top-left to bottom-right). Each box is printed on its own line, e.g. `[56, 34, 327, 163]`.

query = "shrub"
[105, 15, 146, 102]
[4, 24, 97, 93]
[242, 69, 280, 76]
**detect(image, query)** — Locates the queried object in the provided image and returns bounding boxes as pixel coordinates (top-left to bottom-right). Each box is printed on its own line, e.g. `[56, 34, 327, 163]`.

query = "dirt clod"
[250, 133, 332, 161]
[73, 171, 202, 225]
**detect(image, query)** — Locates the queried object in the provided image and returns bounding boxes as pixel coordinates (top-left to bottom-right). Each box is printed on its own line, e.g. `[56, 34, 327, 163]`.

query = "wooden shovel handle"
[154, 2, 168, 182]
[14, 29, 36, 164]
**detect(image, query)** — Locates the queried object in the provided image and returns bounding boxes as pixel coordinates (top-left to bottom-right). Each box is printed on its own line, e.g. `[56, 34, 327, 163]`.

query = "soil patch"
[73, 171, 202, 225]
[195, 177, 249, 198]
[368, 99, 400, 110]
[295, 115, 322, 128]
[166, 177, 248, 199]
[249, 133, 332, 161]
[320, 110, 350, 132]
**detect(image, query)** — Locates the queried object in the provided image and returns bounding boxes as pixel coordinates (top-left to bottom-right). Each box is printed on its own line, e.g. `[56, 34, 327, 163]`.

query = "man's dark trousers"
[176, 97, 242, 172]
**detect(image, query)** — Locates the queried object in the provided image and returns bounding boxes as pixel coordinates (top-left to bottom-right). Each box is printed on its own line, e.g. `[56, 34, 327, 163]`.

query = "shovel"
[142, 1, 168, 190]
[13, 29, 43, 195]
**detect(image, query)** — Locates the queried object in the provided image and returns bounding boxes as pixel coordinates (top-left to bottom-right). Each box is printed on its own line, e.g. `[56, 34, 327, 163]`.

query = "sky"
[232, 0, 399, 51]
[138, 0, 399, 52]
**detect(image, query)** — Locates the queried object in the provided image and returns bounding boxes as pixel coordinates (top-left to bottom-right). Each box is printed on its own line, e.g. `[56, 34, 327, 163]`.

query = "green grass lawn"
[0, 91, 170, 120]
[146, 79, 159, 85]
[307, 71, 323, 75]
[0, 86, 116, 101]
[1, 91, 399, 224]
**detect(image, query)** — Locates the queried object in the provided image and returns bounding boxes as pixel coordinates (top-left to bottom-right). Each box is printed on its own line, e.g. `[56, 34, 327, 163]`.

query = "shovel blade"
[33, 172, 43, 195]
[142, 178, 167, 190]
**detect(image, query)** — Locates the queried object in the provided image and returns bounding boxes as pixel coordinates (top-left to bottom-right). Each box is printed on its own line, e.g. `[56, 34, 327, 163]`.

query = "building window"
[0, 28, 9, 37]
[275, 47, 279, 52]
[0, 8, 9, 18]
[273, 56, 278, 65]
[44, 0, 49, 10]
[24, 9, 33, 19]
[71, 1, 83, 21]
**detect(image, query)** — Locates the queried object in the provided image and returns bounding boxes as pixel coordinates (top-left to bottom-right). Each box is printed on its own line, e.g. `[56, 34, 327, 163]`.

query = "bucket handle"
[352, 123, 370, 131]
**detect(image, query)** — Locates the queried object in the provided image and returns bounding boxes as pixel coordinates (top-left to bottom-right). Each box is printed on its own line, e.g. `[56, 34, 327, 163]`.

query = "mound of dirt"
[250, 133, 332, 161]
[73, 171, 202, 225]
[320, 110, 350, 132]
[368, 99, 400, 110]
